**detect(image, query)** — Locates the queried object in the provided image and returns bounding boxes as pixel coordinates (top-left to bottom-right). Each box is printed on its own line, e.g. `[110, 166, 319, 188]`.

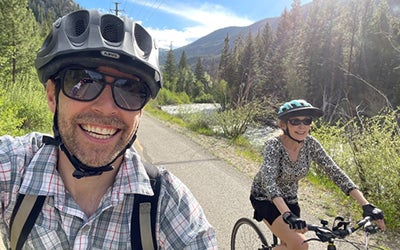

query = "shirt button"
[81, 224, 90, 233]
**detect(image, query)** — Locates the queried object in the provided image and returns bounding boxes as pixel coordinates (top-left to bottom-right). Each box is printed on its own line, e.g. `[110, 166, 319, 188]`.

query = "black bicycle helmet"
[35, 9, 162, 98]
[36, 9, 162, 179]
[277, 99, 323, 120]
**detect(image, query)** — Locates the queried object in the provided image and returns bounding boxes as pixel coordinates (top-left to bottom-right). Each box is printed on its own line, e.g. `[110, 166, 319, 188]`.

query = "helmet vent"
[74, 19, 86, 36]
[101, 15, 124, 43]
[134, 23, 152, 55]
[65, 10, 89, 37]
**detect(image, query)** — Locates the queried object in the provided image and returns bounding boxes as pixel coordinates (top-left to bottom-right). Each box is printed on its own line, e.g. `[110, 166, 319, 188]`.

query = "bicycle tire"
[231, 217, 270, 250]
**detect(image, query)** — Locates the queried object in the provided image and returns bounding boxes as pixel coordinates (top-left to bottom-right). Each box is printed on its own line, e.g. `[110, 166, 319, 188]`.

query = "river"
[159, 103, 279, 149]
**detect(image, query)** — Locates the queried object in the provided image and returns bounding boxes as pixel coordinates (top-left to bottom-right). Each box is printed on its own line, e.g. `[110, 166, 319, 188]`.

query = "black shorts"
[250, 195, 301, 225]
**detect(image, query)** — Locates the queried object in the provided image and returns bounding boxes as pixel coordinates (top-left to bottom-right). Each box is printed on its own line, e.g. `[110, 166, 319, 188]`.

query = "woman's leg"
[264, 217, 308, 250]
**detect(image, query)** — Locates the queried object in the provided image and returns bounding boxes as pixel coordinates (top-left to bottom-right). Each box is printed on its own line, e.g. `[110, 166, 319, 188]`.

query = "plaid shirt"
[0, 133, 217, 249]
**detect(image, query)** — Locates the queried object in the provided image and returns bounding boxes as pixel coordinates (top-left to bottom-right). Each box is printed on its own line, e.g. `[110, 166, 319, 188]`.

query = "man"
[0, 9, 217, 249]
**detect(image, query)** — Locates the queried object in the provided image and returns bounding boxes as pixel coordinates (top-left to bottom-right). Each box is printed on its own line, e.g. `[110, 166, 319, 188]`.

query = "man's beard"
[57, 112, 132, 167]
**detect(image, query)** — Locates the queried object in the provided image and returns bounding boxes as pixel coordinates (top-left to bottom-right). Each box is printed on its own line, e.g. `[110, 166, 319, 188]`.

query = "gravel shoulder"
[153, 113, 398, 250]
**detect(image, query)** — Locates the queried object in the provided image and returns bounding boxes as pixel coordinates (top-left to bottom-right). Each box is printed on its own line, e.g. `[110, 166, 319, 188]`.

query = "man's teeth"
[82, 125, 117, 139]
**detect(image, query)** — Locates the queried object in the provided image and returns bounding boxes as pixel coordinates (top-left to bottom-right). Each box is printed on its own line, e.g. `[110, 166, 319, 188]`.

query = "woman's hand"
[282, 211, 307, 233]
[362, 204, 386, 231]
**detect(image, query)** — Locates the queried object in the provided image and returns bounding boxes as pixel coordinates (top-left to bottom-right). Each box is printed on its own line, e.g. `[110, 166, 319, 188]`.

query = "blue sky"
[74, 0, 313, 49]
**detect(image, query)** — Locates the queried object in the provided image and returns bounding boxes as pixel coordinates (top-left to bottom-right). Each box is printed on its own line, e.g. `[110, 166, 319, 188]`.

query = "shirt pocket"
[23, 209, 69, 249]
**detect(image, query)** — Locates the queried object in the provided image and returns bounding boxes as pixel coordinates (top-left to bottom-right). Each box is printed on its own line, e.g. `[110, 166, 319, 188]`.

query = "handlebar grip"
[357, 216, 371, 227]
[350, 216, 371, 233]
[307, 224, 319, 231]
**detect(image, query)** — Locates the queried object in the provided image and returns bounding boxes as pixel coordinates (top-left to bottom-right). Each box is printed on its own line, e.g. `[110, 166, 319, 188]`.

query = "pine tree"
[255, 21, 272, 66]
[283, 0, 309, 100]
[218, 34, 231, 82]
[176, 51, 194, 93]
[194, 57, 209, 98]
[236, 31, 258, 106]
[177, 50, 188, 93]
[358, 0, 398, 110]
[262, 8, 291, 100]
[0, 0, 40, 89]
[163, 44, 178, 91]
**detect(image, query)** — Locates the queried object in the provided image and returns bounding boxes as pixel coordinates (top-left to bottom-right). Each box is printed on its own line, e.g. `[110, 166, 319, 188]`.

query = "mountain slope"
[160, 0, 398, 69]
[159, 16, 280, 68]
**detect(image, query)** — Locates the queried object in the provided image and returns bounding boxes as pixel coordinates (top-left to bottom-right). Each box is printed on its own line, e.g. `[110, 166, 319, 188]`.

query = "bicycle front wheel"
[231, 217, 270, 250]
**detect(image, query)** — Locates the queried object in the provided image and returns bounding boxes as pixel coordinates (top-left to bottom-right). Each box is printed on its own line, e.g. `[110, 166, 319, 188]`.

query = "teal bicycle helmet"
[278, 99, 323, 120]
[35, 9, 162, 98]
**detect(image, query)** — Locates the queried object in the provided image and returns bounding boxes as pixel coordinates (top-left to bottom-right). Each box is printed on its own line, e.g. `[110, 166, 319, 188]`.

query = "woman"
[250, 99, 385, 250]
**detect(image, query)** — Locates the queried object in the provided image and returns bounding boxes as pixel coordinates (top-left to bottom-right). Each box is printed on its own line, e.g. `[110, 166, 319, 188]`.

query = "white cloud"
[129, 0, 254, 49]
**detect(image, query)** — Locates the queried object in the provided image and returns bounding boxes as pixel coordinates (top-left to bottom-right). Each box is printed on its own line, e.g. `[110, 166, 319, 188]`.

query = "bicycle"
[231, 216, 382, 250]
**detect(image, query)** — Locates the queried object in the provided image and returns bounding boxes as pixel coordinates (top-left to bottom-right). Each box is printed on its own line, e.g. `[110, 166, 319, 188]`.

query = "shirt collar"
[19, 145, 154, 198]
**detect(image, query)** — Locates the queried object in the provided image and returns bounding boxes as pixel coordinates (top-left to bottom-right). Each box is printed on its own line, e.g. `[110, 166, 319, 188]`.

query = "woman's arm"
[349, 189, 386, 231]
[272, 196, 291, 214]
[348, 188, 368, 206]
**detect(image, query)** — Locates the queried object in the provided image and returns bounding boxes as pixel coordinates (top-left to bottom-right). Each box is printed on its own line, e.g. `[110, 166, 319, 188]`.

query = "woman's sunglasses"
[288, 118, 313, 126]
[54, 67, 151, 111]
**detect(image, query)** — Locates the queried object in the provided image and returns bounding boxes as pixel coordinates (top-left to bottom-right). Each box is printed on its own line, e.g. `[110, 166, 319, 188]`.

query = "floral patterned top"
[251, 135, 357, 204]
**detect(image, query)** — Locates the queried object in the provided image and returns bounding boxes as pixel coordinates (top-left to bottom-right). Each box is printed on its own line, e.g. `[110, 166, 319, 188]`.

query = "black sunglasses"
[55, 67, 151, 111]
[288, 118, 313, 126]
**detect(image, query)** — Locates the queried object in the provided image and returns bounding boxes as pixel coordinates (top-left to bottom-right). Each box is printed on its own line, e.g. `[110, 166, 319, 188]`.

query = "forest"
[0, 0, 399, 233]
[162, 0, 400, 124]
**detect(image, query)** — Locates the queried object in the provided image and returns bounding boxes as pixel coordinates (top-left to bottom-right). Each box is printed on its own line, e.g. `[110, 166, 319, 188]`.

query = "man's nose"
[92, 84, 119, 112]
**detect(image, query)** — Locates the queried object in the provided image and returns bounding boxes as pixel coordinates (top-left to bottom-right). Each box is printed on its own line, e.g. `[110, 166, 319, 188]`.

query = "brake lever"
[364, 224, 380, 234]
[313, 227, 336, 242]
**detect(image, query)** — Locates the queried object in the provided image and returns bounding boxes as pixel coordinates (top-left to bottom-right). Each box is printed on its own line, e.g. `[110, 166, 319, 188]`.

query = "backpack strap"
[131, 162, 161, 250]
[9, 162, 161, 250]
[10, 194, 46, 250]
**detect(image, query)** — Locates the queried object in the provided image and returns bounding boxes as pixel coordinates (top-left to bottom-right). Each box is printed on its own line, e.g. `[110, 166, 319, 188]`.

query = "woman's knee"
[286, 234, 308, 250]
[268, 217, 308, 250]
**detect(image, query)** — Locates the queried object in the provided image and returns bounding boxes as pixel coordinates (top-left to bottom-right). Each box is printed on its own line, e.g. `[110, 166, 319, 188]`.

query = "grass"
[145, 102, 187, 127]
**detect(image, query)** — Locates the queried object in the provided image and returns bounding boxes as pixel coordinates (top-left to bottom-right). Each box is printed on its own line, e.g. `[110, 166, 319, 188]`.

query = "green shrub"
[10, 86, 52, 133]
[0, 80, 52, 135]
[212, 102, 263, 139]
[155, 89, 191, 105]
[313, 110, 400, 230]
[193, 93, 214, 103]
[0, 91, 24, 135]
[183, 112, 214, 135]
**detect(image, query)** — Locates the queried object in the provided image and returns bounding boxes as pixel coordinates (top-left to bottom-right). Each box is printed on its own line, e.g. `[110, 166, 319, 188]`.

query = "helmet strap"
[284, 127, 304, 144]
[45, 92, 137, 179]
[60, 134, 136, 179]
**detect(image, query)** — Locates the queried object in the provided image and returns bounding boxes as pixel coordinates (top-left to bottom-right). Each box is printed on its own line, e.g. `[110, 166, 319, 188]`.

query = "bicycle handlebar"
[305, 216, 380, 243]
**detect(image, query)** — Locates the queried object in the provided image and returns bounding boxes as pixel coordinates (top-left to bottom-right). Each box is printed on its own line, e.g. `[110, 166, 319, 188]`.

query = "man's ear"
[46, 80, 57, 113]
